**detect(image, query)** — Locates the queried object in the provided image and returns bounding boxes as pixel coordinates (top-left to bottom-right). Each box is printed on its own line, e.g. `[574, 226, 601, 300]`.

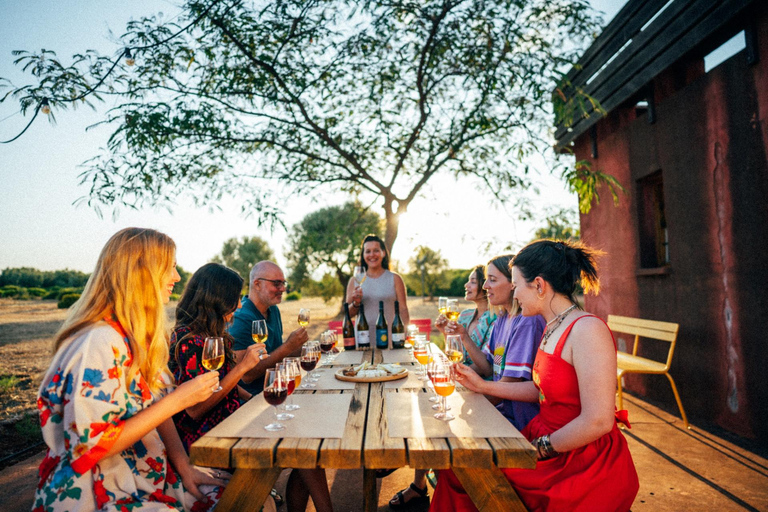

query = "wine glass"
[298, 308, 310, 328]
[413, 336, 432, 381]
[353, 266, 367, 286]
[283, 357, 301, 411]
[252, 320, 269, 360]
[426, 357, 440, 408]
[445, 299, 460, 322]
[438, 297, 448, 316]
[300, 343, 319, 388]
[320, 331, 335, 363]
[445, 335, 464, 365]
[263, 368, 288, 431]
[275, 362, 295, 421]
[406, 324, 419, 350]
[202, 337, 224, 392]
[433, 365, 456, 421]
[307, 341, 322, 381]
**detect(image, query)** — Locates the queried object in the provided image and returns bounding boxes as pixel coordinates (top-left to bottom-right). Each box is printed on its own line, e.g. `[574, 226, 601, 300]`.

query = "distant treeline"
[0, 267, 90, 289]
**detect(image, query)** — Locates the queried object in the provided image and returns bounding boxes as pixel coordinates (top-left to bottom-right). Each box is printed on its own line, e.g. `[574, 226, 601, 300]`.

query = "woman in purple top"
[469, 255, 544, 431]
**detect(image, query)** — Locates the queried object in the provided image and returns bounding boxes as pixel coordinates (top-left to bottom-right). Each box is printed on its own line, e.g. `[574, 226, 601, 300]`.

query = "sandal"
[270, 488, 284, 507]
[389, 482, 429, 509]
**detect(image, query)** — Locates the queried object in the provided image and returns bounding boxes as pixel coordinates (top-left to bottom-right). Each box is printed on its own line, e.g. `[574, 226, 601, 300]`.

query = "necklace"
[541, 304, 577, 348]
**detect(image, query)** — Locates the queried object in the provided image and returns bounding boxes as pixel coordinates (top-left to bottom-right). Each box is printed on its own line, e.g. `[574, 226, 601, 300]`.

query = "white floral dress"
[32, 318, 220, 511]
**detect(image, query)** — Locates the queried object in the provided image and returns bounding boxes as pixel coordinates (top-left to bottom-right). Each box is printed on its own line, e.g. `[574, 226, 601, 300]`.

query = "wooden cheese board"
[334, 368, 409, 383]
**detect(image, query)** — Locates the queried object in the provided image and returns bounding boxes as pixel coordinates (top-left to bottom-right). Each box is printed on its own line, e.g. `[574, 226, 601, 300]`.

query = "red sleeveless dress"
[430, 315, 639, 512]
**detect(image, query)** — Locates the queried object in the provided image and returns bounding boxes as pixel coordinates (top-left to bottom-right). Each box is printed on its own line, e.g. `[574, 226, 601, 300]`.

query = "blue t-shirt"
[482, 313, 545, 431]
[229, 296, 283, 394]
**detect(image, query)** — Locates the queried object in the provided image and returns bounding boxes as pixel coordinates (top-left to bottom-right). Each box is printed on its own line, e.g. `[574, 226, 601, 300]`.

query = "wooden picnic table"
[189, 347, 536, 512]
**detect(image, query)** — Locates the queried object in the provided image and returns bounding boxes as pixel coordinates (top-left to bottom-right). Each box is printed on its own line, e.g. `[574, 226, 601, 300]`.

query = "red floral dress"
[431, 315, 639, 512]
[169, 326, 242, 451]
[33, 317, 220, 511]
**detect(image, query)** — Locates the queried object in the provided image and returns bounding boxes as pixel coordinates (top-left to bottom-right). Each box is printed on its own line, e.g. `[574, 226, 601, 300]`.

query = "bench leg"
[665, 373, 689, 429]
[453, 466, 528, 512]
[216, 467, 282, 512]
[363, 468, 378, 512]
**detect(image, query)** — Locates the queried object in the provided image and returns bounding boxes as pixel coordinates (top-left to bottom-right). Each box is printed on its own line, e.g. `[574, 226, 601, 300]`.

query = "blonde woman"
[33, 228, 226, 512]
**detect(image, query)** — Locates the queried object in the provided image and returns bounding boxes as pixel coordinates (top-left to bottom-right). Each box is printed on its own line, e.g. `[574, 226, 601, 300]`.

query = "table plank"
[231, 438, 280, 469]
[406, 436, 451, 469]
[448, 437, 495, 468]
[215, 467, 282, 512]
[319, 387, 367, 469]
[453, 466, 529, 512]
[488, 437, 537, 469]
[189, 436, 237, 468]
[364, 383, 407, 469]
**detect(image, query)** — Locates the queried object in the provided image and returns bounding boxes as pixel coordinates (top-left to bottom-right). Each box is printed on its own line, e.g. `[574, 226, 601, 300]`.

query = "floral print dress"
[33, 318, 219, 511]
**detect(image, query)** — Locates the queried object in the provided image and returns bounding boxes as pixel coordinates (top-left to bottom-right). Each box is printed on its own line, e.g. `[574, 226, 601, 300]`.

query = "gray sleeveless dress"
[356, 269, 396, 349]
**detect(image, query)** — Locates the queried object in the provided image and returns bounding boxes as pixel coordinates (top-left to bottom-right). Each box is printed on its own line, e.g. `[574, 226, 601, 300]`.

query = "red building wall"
[574, 13, 768, 443]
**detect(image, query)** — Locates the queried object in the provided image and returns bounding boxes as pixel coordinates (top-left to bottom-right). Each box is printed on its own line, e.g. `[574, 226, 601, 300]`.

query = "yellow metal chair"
[608, 315, 689, 428]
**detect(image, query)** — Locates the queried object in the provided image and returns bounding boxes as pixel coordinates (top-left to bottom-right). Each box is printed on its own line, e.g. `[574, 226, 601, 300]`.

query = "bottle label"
[391, 333, 406, 348]
[344, 336, 356, 349]
[357, 331, 370, 349]
[376, 329, 388, 349]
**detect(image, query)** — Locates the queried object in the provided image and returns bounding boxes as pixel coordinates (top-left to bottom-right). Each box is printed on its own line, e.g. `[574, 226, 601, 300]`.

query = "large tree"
[286, 201, 382, 293]
[212, 236, 275, 281]
[408, 245, 448, 299]
[2, 0, 602, 253]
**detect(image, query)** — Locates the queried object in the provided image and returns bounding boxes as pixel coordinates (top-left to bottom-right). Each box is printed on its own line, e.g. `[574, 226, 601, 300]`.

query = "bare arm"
[236, 327, 307, 384]
[346, 279, 362, 317]
[185, 343, 265, 420]
[455, 363, 540, 403]
[103, 372, 219, 458]
[447, 321, 492, 377]
[393, 273, 410, 326]
[547, 318, 617, 453]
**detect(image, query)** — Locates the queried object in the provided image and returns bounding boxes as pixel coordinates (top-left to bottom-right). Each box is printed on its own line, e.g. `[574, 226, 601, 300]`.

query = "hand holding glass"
[202, 337, 224, 392]
[252, 320, 269, 360]
[445, 299, 460, 322]
[445, 334, 464, 364]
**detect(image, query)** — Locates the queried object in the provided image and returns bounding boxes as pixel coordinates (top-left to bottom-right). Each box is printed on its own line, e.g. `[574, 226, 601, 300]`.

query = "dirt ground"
[0, 295, 446, 465]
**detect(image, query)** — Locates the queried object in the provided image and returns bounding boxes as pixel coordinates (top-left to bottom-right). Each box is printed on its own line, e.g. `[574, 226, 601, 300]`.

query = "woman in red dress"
[432, 239, 639, 512]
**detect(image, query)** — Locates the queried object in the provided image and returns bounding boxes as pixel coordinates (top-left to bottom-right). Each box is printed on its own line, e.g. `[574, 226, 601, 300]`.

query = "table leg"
[216, 467, 282, 512]
[363, 468, 378, 512]
[453, 466, 528, 512]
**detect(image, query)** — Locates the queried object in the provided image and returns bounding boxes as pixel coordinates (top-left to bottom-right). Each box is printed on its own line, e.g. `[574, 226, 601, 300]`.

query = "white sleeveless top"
[356, 269, 396, 349]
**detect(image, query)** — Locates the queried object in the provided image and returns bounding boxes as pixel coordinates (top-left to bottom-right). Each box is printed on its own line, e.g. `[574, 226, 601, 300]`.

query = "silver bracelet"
[535, 434, 558, 460]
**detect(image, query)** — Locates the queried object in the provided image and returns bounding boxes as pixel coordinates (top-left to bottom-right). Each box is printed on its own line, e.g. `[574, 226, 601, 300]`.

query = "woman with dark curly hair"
[169, 262, 267, 449]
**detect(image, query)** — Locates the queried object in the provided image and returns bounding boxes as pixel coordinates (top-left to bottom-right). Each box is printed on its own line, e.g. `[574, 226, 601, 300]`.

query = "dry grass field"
[0, 295, 450, 464]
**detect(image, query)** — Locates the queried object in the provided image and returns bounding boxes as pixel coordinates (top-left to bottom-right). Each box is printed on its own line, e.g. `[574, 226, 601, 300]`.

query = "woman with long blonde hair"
[34, 228, 226, 512]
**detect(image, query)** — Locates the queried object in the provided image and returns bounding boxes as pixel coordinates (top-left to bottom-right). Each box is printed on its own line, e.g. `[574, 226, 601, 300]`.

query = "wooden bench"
[608, 315, 689, 428]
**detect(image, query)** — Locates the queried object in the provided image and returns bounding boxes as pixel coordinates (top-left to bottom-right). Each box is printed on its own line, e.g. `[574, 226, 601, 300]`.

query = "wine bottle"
[356, 303, 370, 350]
[342, 302, 356, 351]
[391, 300, 405, 349]
[376, 300, 389, 349]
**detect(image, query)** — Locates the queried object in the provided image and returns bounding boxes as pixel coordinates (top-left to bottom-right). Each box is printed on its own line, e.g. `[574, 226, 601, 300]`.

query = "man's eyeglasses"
[256, 278, 287, 288]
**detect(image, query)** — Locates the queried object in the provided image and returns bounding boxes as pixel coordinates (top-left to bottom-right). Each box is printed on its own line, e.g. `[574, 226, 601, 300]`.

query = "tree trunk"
[383, 196, 408, 259]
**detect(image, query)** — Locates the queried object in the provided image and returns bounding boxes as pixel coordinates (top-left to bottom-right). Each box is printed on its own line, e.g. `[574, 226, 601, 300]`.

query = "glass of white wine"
[353, 266, 367, 286]
[298, 308, 310, 328]
[252, 320, 269, 360]
[433, 364, 456, 421]
[445, 299, 460, 322]
[202, 337, 224, 392]
[438, 296, 448, 316]
[445, 335, 464, 365]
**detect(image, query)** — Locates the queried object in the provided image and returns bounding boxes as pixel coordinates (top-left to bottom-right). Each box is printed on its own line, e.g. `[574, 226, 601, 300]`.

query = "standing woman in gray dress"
[346, 234, 410, 348]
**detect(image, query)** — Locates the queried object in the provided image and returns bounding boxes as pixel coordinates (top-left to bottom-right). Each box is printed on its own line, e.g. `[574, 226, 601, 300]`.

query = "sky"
[0, 0, 629, 276]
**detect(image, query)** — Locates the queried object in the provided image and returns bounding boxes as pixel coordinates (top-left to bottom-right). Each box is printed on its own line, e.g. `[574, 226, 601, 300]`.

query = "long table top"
[189, 347, 536, 511]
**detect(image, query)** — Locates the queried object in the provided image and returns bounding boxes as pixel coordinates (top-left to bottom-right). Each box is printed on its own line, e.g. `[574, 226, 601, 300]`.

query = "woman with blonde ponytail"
[34, 228, 226, 512]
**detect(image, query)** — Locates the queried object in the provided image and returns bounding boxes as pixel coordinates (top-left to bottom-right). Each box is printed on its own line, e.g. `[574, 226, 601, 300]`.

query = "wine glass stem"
[442, 396, 447, 415]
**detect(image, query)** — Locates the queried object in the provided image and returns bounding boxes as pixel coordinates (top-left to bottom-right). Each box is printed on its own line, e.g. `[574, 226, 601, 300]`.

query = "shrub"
[56, 287, 83, 299]
[285, 291, 302, 301]
[0, 375, 19, 393]
[43, 288, 61, 300]
[13, 289, 31, 300]
[169, 293, 180, 302]
[58, 293, 81, 309]
[27, 287, 47, 297]
[1, 285, 22, 297]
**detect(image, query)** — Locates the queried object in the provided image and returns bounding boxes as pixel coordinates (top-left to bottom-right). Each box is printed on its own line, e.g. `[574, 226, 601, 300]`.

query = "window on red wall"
[637, 170, 669, 268]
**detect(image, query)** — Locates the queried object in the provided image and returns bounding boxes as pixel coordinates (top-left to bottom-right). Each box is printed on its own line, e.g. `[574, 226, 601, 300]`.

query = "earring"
[537, 288, 544, 299]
